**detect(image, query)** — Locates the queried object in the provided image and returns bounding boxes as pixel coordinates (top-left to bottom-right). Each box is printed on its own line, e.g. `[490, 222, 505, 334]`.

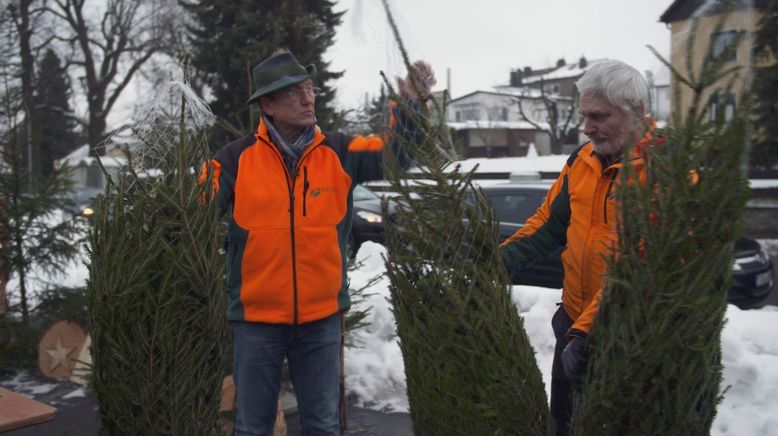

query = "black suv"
[349, 184, 394, 257]
[481, 182, 774, 308]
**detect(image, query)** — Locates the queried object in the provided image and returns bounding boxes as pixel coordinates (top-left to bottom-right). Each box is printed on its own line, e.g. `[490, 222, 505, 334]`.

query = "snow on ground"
[346, 242, 778, 435]
[3, 370, 59, 396]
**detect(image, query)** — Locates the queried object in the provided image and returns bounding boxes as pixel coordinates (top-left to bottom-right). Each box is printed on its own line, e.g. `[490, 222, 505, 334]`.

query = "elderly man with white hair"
[500, 59, 654, 436]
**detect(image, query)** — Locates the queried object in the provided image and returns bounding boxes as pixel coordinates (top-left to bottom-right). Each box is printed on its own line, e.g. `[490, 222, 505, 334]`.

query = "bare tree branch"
[48, 0, 173, 151]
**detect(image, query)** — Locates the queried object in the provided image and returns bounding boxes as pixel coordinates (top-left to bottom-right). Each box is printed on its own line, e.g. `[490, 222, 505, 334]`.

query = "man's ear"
[258, 97, 273, 117]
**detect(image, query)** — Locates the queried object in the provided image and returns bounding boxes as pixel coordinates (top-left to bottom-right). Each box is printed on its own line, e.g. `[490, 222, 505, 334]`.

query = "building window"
[543, 83, 560, 94]
[710, 31, 737, 63]
[708, 91, 735, 123]
[460, 105, 480, 121]
[455, 111, 461, 122]
[501, 107, 508, 121]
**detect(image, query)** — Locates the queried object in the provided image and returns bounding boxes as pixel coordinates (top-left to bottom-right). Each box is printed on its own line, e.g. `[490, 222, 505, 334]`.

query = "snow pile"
[346, 242, 778, 435]
[344, 243, 408, 412]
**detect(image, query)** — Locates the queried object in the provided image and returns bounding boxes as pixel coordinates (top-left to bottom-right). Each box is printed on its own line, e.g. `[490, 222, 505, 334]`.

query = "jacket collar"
[582, 118, 660, 174]
[254, 117, 326, 158]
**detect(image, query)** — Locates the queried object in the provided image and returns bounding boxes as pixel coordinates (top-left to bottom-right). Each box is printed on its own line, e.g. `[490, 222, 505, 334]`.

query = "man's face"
[579, 92, 640, 159]
[261, 79, 317, 132]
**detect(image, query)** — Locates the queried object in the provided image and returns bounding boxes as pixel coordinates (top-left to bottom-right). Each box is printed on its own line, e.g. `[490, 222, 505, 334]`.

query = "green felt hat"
[246, 52, 316, 105]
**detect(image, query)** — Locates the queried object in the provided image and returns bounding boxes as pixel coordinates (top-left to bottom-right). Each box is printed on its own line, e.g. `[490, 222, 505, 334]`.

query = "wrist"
[565, 328, 588, 342]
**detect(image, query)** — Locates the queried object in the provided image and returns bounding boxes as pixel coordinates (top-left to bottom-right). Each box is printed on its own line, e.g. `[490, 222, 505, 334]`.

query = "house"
[447, 90, 551, 158]
[504, 56, 592, 99]
[447, 57, 598, 158]
[56, 142, 129, 192]
[660, 0, 769, 122]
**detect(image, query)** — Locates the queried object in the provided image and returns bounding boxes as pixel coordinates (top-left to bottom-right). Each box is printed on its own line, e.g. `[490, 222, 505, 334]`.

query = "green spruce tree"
[182, 0, 345, 145]
[86, 71, 228, 434]
[750, 0, 778, 169]
[0, 76, 81, 367]
[380, 3, 551, 434]
[31, 49, 78, 177]
[573, 18, 751, 435]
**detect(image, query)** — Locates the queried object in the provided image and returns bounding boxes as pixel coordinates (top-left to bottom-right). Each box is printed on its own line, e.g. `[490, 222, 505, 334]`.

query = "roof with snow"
[449, 89, 544, 104]
[659, 0, 767, 24]
[57, 144, 128, 168]
[518, 59, 605, 85]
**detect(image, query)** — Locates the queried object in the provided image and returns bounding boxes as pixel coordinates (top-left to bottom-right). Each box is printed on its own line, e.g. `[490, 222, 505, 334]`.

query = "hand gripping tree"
[573, 15, 751, 435]
[86, 66, 228, 434]
[379, 2, 552, 434]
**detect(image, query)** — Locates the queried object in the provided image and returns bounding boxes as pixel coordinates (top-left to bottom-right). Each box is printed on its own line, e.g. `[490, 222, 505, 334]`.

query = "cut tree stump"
[37, 320, 88, 379]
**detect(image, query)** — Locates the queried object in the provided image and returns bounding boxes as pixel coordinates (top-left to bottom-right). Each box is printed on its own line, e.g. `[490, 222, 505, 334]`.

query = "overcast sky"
[327, 0, 673, 108]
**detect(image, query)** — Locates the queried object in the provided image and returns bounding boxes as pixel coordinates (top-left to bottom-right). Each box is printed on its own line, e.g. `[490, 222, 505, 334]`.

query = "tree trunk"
[87, 99, 107, 156]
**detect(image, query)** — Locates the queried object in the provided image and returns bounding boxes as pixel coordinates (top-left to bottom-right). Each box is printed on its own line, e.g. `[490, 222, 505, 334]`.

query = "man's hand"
[561, 331, 589, 389]
[397, 60, 436, 101]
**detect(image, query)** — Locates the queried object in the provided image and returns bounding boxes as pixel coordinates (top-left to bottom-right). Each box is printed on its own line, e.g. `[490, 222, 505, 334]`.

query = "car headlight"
[356, 211, 382, 223]
[732, 246, 770, 271]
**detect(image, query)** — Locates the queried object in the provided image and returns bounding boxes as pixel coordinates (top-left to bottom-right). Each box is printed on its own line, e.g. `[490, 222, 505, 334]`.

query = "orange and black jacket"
[501, 131, 654, 335]
[209, 107, 416, 325]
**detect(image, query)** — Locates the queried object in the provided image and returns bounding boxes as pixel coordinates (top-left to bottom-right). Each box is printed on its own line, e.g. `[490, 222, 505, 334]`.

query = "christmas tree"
[573, 16, 751, 435]
[380, 2, 552, 434]
[86, 66, 228, 434]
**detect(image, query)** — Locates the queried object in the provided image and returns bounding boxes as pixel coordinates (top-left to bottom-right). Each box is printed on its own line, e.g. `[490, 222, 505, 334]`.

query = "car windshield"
[353, 185, 379, 201]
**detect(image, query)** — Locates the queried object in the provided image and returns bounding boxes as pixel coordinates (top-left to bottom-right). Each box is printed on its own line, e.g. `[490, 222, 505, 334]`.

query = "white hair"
[576, 59, 649, 116]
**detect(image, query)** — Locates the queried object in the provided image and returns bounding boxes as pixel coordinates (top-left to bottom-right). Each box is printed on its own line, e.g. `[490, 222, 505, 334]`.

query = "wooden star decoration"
[44, 337, 75, 372]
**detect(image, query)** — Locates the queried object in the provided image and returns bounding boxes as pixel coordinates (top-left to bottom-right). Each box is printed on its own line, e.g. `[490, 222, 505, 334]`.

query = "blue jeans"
[232, 313, 342, 436]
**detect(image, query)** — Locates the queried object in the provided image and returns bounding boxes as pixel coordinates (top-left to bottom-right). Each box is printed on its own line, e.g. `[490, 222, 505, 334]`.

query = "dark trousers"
[232, 313, 342, 436]
[551, 305, 574, 436]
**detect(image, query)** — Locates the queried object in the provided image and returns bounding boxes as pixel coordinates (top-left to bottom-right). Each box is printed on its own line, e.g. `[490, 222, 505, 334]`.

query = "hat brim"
[246, 64, 316, 105]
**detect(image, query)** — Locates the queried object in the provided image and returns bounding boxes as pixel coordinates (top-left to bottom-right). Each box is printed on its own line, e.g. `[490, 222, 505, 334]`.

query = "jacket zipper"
[302, 166, 309, 217]
[262, 135, 321, 325]
[604, 176, 615, 224]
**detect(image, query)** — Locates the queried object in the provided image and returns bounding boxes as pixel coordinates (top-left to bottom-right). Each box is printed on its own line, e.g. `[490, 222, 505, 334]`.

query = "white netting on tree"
[98, 64, 215, 184]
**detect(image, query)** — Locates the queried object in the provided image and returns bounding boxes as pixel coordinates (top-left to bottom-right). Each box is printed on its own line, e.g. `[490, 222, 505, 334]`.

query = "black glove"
[561, 330, 589, 390]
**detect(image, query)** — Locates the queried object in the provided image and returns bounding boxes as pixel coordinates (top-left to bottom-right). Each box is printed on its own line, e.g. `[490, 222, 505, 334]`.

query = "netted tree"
[379, 2, 552, 434]
[573, 16, 751, 435]
[86, 66, 228, 434]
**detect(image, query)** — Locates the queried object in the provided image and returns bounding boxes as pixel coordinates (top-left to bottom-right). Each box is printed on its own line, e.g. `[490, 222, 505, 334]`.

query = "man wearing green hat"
[207, 50, 434, 435]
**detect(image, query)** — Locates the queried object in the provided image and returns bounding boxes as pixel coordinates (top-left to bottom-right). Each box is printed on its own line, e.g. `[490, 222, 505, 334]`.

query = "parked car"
[62, 187, 102, 219]
[349, 184, 395, 257]
[480, 182, 774, 308]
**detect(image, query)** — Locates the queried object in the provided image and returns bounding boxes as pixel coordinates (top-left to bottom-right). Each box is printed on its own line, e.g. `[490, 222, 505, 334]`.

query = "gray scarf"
[264, 115, 315, 173]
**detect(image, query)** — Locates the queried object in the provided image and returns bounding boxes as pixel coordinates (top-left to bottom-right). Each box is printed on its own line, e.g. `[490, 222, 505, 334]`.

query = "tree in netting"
[573, 15, 751, 435]
[379, 2, 552, 434]
[86, 65, 228, 434]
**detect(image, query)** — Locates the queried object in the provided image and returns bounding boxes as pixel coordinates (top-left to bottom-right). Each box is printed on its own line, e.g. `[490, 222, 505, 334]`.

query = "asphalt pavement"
[0, 370, 413, 436]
